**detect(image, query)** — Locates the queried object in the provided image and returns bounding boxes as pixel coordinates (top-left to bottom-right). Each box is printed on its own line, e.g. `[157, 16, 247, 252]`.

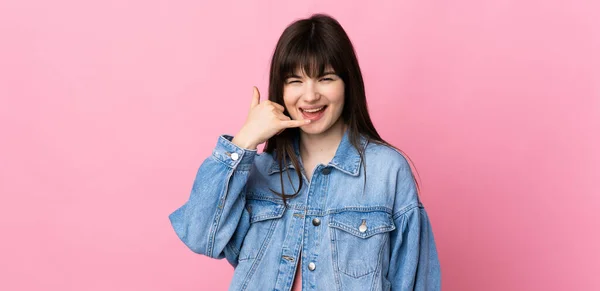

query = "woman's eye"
[287, 80, 301, 84]
[320, 77, 334, 82]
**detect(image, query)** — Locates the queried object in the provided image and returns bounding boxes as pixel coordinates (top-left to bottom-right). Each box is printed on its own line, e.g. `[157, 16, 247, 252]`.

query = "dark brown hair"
[264, 14, 419, 204]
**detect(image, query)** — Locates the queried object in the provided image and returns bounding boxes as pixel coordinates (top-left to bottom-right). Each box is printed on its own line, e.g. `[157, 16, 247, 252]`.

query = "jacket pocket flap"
[246, 199, 285, 223]
[329, 210, 395, 238]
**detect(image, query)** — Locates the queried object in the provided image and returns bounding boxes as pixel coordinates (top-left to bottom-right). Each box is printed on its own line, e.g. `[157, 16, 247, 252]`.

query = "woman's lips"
[300, 105, 327, 121]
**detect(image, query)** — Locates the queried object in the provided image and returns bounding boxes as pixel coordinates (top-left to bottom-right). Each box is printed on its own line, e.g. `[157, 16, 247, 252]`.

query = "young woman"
[169, 14, 441, 291]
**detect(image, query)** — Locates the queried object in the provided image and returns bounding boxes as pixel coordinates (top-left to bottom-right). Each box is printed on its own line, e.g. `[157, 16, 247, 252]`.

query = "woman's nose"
[302, 82, 321, 102]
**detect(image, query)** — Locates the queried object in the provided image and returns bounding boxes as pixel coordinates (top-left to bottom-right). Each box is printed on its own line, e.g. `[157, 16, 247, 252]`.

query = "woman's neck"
[299, 119, 347, 165]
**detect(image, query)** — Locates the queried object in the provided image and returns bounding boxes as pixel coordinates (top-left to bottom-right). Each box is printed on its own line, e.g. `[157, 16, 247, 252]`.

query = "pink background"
[1, 0, 599, 290]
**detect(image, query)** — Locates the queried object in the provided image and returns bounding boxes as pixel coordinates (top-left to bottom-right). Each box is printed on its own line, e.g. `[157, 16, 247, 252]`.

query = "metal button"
[230, 152, 239, 161]
[359, 219, 368, 233]
[322, 167, 331, 175]
[312, 218, 321, 226]
[308, 262, 316, 271]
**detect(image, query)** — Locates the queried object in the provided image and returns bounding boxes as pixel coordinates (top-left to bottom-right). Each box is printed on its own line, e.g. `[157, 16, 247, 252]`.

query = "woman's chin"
[299, 121, 332, 136]
[299, 123, 322, 135]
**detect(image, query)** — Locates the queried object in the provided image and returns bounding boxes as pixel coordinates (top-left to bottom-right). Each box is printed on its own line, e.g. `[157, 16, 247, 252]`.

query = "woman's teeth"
[303, 106, 325, 113]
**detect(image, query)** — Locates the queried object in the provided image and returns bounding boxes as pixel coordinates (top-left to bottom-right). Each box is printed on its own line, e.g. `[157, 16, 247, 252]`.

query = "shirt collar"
[268, 128, 368, 176]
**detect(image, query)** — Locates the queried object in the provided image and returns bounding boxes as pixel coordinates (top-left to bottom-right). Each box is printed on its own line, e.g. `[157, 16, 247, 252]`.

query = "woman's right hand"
[231, 86, 310, 150]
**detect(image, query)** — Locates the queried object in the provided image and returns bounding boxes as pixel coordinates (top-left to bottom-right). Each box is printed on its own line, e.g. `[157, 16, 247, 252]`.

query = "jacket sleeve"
[388, 204, 441, 290]
[168, 135, 256, 267]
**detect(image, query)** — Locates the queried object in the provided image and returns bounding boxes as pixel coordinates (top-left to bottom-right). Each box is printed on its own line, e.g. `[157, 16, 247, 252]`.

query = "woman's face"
[283, 67, 345, 136]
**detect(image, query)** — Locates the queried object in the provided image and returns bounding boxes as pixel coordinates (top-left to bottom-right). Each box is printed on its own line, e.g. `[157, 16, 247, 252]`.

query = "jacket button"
[312, 218, 321, 226]
[359, 219, 368, 233]
[322, 167, 331, 175]
[230, 152, 239, 161]
[308, 262, 316, 271]
[359, 224, 368, 233]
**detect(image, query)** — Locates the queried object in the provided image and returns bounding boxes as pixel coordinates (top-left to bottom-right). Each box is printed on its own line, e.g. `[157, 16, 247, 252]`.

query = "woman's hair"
[264, 14, 419, 204]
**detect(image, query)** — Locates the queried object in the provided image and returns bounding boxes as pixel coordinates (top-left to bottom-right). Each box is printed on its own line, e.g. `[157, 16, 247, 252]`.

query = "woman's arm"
[388, 204, 441, 290]
[169, 87, 309, 266]
[168, 135, 256, 266]
[387, 155, 441, 290]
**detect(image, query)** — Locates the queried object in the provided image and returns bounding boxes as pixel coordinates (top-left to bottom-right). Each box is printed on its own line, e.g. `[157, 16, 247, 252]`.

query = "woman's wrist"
[231, 131, 258, 150]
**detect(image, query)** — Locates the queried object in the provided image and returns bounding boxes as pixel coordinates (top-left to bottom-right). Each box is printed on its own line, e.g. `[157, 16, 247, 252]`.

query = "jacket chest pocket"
[238, 199, 285, 262]
[328, 210, 395, 278]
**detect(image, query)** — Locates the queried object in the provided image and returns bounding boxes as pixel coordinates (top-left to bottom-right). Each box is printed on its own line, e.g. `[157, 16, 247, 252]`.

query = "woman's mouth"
[300, 106, 327, 121]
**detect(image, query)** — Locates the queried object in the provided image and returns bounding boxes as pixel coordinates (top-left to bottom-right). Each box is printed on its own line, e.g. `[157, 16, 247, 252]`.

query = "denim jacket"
[169, 130, 441, 290]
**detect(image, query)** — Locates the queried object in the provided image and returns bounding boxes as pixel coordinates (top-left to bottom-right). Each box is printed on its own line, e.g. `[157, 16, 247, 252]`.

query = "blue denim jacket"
[169, 130, 441, 290]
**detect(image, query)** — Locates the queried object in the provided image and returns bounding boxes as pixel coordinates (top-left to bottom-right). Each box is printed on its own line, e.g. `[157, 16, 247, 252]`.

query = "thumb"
[250, 86, 260, 109]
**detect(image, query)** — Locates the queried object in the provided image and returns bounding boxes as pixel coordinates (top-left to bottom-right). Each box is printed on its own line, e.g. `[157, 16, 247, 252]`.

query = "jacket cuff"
[211, 135, 257, 170]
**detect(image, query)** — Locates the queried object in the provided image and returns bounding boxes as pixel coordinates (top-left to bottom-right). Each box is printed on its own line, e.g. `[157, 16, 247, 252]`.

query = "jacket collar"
[268, 129, 368, 177]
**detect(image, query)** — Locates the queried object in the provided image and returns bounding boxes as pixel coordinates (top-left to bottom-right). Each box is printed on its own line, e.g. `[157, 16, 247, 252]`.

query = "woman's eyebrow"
[285, 74, 302, 79]
[319, 71, 337, 77]
[285, 71, 336, 79]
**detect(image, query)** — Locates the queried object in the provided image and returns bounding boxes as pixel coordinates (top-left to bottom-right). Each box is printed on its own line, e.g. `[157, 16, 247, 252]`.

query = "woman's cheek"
[282, 100, 295, 119]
